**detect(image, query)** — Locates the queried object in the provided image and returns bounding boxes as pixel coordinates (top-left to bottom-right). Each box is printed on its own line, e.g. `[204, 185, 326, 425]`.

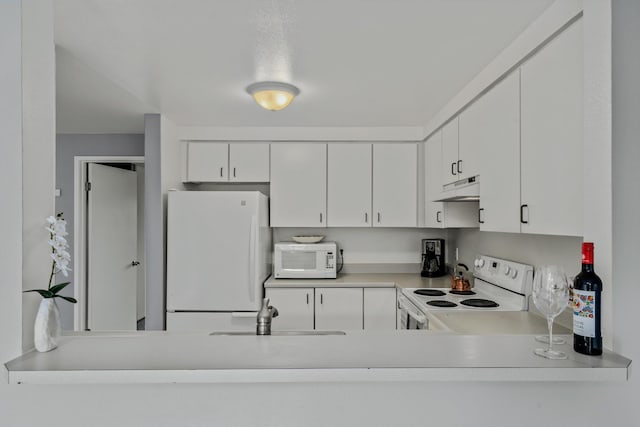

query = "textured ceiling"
[54, 0, 555, 133]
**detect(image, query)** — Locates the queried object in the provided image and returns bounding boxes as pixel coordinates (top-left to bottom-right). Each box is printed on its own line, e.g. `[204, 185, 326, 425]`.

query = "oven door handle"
[398, 295, 426, 324]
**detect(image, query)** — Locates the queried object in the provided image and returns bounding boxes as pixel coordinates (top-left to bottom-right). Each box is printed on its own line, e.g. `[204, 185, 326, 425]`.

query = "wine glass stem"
[547, 317, 554, 352]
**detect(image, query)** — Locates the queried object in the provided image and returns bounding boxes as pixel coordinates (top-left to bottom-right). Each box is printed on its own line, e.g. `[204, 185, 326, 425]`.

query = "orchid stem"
[48, 231, 55, 291]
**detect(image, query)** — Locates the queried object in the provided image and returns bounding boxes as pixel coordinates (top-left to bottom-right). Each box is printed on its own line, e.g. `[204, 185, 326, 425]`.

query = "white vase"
[34, 298, 62, 352]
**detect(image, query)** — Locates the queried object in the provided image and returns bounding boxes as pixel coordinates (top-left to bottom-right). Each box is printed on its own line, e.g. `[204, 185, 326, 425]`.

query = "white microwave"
[273, 242, 338, 279]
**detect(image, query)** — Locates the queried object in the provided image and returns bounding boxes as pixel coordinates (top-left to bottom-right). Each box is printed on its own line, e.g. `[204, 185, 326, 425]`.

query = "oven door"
[397, 294, 427, 330]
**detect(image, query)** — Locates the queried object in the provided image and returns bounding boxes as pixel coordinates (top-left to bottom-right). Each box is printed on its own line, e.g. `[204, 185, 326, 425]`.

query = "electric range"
[398, 255, 533, 329]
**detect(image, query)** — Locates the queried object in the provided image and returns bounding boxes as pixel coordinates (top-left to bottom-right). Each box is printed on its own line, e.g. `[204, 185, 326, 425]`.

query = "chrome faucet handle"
[257, 298, 278, 335]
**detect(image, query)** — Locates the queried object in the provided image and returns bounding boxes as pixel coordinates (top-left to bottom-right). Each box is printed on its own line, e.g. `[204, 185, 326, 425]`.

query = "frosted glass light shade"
[246, 82, 300, 111]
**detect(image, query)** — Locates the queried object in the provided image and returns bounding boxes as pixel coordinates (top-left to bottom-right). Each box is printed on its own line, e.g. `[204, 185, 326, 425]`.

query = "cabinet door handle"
[306, 293, 309, 305]
[478, 208, 485, 224]
[436, 211, 442, 223]
[364, 212, 368, 223]
[320, 294, 323, 305]
[451, 162, 457, 176]
[233, 167, 236, 178]
[220, 167, 224, 178]
[520, 204, 529, 224]
[320, 213, 323, 224]
[377, 212, 381, 223]
[457, 160, 462, 174]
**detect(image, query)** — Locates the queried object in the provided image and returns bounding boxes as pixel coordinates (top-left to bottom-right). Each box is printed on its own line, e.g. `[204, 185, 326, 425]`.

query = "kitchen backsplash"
[273, 227, 448, 267]
[449, 229, 582, 275]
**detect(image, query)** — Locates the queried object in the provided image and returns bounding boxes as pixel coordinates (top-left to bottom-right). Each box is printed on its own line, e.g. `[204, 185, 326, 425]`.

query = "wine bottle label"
[573, 289, 596, 338]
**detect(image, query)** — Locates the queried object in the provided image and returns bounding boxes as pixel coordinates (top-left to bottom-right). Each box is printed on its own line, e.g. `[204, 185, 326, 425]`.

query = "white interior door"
[87, 163, 138, 330]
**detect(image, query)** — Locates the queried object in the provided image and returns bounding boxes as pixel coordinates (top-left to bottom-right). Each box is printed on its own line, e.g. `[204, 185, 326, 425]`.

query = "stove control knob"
[476, 258, 485, 268]
[511, 269, 518, 279]
[503, 265, 511, 276]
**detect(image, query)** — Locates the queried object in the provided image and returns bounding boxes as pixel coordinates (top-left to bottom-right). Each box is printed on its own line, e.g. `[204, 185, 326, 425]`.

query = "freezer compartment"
[166, 312, 257, 332]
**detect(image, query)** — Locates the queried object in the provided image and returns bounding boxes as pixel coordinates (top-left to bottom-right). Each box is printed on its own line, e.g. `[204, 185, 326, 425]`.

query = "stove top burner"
[460, 298, 499, 308]
[449, 290, 476, 296]
[426, 300, 458, 308]
[414, 289, 446, 297]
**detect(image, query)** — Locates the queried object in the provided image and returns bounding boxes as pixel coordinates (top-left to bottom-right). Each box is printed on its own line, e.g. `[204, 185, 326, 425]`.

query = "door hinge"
[85, 182, 92, 192]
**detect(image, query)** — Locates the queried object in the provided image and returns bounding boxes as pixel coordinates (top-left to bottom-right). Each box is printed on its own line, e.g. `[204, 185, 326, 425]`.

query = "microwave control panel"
[326, 252, 334, 269]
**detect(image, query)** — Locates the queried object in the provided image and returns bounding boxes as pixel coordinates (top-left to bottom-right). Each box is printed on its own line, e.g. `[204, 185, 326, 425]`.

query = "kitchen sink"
[209, 331, 346, 336]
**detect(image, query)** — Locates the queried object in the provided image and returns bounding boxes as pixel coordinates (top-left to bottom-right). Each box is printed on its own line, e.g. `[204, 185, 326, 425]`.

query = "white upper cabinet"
[186, 142, 229, 182]
[372, 144, 417, 227]
[229, 143, 270, 182]
[270, 143, 327, 227]
[185, 142, 269, 183]
[327, 144, 372, 227]
[442, 113, 481, 186]
[441, 118, 459, 185]
[424, 133, 477, 229]
[425, 131, 445, 228]
[463, 71, 521, 233]
[520, 19, 583, 237]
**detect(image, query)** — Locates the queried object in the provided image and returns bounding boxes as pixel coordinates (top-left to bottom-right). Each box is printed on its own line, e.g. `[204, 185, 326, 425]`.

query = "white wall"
[0, 0, 24, 381]
[20, 0, 56, 352]
[144, 114, 185, 330]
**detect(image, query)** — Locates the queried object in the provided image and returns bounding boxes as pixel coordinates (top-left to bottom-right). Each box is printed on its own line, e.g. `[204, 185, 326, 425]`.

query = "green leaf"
[49, 282, 70, 295]
[57, 295, 77, 304]
[23, 289, 54, 298]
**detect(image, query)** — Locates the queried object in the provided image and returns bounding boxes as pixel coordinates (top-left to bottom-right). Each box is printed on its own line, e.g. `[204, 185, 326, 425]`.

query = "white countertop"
[428, 311, 572, 335]
[264, 273, 452, 288]
[4, 331, 630, 384]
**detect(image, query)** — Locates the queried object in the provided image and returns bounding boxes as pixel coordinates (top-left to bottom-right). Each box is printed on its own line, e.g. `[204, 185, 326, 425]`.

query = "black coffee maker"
[421, 239, 446, 277]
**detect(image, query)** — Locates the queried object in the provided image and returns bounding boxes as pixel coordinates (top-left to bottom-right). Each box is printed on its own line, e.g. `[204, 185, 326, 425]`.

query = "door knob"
[131, 261, 140, 266]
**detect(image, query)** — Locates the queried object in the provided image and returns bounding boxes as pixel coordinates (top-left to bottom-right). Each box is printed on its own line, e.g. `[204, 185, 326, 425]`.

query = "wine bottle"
[573, 242, 603, 355]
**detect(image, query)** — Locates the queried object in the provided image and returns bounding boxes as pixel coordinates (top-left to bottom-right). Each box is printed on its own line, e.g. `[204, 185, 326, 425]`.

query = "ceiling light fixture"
[246, 81, 300, 111]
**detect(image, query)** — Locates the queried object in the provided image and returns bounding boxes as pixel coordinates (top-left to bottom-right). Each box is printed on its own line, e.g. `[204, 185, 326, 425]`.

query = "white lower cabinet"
[363, 288, 396, 330]
[265, 288, 314, 331]
[315, 288, 363, 331]
[266, 287, 397, 331]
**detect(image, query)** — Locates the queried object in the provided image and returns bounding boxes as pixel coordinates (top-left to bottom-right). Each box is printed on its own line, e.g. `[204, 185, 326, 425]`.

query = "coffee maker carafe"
[421, 239, 446, 277]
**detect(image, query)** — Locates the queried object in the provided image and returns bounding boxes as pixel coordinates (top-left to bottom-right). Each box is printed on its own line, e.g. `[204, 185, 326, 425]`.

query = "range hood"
[434, 176, 480, 202]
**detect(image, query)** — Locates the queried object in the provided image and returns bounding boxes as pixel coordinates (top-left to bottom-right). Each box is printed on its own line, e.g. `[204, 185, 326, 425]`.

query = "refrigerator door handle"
[248, 215, 258, 302]
[231, 312, 258, 318]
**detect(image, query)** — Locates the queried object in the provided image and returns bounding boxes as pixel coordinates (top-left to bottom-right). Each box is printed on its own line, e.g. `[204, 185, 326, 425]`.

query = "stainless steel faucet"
[256, 297, 279, 335]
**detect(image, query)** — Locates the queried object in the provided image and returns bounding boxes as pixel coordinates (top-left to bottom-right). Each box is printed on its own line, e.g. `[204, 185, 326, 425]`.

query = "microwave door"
[282, 250, 317, 271]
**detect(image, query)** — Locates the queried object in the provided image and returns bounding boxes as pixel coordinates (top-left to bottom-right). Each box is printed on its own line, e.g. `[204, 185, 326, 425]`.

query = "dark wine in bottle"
[573, 242, 603, 355]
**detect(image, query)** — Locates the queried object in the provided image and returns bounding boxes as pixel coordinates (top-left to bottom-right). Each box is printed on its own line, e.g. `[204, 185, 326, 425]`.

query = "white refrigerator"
[166, 191, 271, 331]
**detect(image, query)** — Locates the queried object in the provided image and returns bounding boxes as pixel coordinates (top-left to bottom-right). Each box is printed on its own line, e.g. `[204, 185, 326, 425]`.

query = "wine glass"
[532, 265, 570, 360]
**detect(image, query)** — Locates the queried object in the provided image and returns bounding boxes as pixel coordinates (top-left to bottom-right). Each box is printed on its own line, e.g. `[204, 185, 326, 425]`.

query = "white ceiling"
[54, 0, 555, 133]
